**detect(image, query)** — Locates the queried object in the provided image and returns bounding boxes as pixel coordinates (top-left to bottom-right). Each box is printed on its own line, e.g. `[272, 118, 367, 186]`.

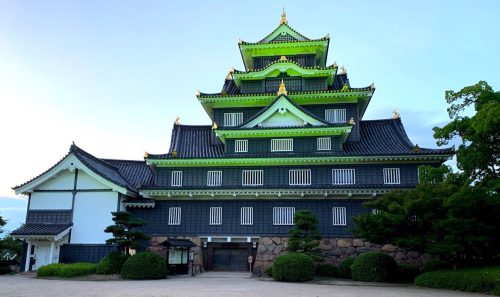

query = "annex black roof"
[161, 238, 197, 248]
[11, 223, 72, 236]
[147, 118, 453, 160]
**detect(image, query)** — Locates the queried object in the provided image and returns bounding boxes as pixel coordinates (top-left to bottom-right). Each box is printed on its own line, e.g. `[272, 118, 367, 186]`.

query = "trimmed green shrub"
[396, 263, 420, 283]
[421, 259, 451, 273]
[37, 263, 96, 278]
[264, 265, 273, 277]
[121, 252, 167, 280]
[351, 252, 397, 282]
[315, 263, 338, 277]
[415, 266, 500, 294]
[338, 257, 356, 278]
[272, 253, 314, 282]
[96, 251, 129, 275]
[492, 285, 500, 296]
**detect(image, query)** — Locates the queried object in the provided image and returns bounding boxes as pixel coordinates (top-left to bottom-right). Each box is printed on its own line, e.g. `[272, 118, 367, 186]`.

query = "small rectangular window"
[271, 139, 293, 152]
[207, 171, 222, 187]
[234, 140, 248, 153]
[273, 207, 295, 225]
[383, 168, 401, 184]
[209, 207, 222, 225]
[289, 169, 312, 186]
[332, 169, 356, 185]
[325, 109, 347, 123]
[242, 170, 264, 186]
[317, 137, 332, 151]
[168, 207, 181, 225]
[240, 207, 253, 225]
[224, 112, 243, 127]
[332, 207, 347, 226]
[171, 171, 183, 187]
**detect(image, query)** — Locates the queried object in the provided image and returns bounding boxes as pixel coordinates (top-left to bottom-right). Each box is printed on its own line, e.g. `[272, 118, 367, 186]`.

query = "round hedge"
[315, 263, 338, 277]
[338, 257, 356, 278]
[97, 251, 129, 275]
[272, 253, 314, 282]
[396, 263, 421, 283]
[121, 252, 167, 280]
[351, 252, 397, 282]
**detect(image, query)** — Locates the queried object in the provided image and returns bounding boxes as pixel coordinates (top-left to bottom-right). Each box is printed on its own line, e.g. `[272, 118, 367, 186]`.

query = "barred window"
[332, 169, 356, 185]
[168, 207, 181, 225]
[317, 137, 331, 151]
[224, 113, 243, 127]
[273, 207, 295, 225]
[325, 109, 346, 123]
[234, 139, 248, 153]
[171, 171, 183, 187]
[207, 171, 222, 187]
[289, 169, 311, 186]
[271, 139, 293, 152]
[209, 207, 222, 225]
[383, 168, 401, 184]
[240, 207, 253, 225]
[332, 207, 347, 226]
[242, 170, 264, 186]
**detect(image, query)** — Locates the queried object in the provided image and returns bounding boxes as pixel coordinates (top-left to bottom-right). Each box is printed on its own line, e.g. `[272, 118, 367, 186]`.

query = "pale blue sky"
[0, 0, 499, 234]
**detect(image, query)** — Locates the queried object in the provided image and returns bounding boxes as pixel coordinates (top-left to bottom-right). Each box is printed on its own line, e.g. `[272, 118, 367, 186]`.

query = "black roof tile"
[11, 223, 72, 236]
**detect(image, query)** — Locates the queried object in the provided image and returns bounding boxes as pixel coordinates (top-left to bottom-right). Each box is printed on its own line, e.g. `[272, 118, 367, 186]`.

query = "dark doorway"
[213, 248, 248, 271]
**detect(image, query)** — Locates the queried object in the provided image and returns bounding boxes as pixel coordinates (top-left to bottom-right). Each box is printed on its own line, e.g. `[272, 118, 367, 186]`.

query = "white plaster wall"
[29, 192, 72, 210]
[71, 192, 118, 244]
[37, 170, 75, 190]
[76, 171, 109, 190]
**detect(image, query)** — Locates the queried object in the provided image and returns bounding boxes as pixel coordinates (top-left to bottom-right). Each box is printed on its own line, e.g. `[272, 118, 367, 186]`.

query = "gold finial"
[171, 149, 177, 158]
[349, 117, 356, 125]
[277, 79, 288, 96]
[333, 61, 338, 68]
[414, 144, 420, 153]
[326, 33, 330, 39]
[280, 55, 287, 61]
[229, 66, 234, 73]
[341, 65, 347, 74]
[195, 90, 200, 96]
[238, 38, 242, 44]
[280, 8, 288, 25]
[212, 122, 218, 130]
[225, 71, 233, 80]
[341, 83, 349, 91]
[370, 82, 375, 89]
[393, 110, 400, 119]
[175, 116, 180, 125]
[144, 151, 149, 158]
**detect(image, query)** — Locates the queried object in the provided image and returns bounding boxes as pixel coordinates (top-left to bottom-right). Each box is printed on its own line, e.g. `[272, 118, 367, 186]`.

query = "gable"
[261, 24, 308, 43]
[242, 95, 327, 128]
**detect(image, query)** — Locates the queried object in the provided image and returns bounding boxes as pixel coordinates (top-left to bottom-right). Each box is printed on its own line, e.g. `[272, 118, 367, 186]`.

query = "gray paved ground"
[0, 272, 488, 297]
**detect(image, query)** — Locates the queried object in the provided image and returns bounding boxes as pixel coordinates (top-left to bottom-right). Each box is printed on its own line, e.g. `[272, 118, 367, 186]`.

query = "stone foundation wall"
[254, 237, 429, 275]
[148, 236, 203, 274]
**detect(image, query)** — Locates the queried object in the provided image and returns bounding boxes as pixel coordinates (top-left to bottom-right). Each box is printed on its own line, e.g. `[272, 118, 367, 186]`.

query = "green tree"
[433, 81, 500, 182]
[104, 211, 150, 255]
[287, 210, 322, 260]
[0, 214, 23, 258]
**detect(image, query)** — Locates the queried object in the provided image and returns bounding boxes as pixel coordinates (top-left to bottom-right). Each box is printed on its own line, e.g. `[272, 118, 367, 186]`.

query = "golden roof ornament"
[225, 71, 233, 80]
[333, 61, 338, 68]
[229, 66, 235, 73]
[326, 33, 330, 39]
[393, 110, 401, 119]
[280, 8, 288, 25]
[238, 38, 242, 44]
[144, 151, 149, 158]
[212, 122, 218, 130]
[414, 144, 420, 153]
[349, 117, 356, 125]
[280, 55, 287, 61]
[341, 65, 347, 74]
[174, 116, 180, 125]
[277, 79, 288, 96]
[195, 90, 200, 96]
[171, 149, 177, 158]
[341, 83, 349, 92]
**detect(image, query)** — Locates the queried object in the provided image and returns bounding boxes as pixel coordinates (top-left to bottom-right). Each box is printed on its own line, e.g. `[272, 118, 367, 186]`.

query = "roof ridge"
[101, 158, 147, 163]
[71, 144, 119, 171]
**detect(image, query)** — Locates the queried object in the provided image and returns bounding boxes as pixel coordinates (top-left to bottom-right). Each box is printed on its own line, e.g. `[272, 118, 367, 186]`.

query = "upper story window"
[271, 139, 293, 152]
[224, 112, 243, 127]
[209, 207, 222, 225]
[240, 207, 253, 225]
[207, 171, 222, 187]
[242, 170, 264, 186]
[317, 137, 332, 151]
[289, 169, 312, 186]
[273, 207, 295, 225]
[325, 109, 347, 123]
[332, 169, 356, 185]
[168, 207, 181, 225]
[171, 171, 183, 187]
[383, 168, 401, 184]
[332, 207, 347, 226]
[235, 139, 248, 153]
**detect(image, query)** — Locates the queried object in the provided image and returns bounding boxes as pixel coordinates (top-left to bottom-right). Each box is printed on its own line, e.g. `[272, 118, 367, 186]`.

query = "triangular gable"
[241, 95, 327, 128]
[13, 149, 134, 196]
[260, 24, 309, 43]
